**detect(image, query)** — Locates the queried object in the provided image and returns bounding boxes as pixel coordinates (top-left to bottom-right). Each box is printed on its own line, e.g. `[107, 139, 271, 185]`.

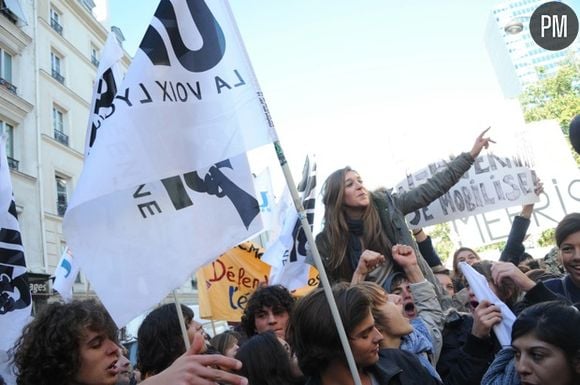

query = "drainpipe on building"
[32, 0, 49, 274]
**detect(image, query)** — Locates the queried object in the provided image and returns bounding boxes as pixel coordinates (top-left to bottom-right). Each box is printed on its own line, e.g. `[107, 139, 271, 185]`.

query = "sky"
[107, 0, 578, 195]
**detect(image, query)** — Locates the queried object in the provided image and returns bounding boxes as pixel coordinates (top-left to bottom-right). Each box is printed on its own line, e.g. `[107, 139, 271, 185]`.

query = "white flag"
[84, 32, 124, 157]
[63, 0, 275, 326]
[253, 167, 277, 233]
[0, 136, 32, 351]
[262, 155, 316, 290]
[53, 247, 79, 302]
[459, 262, 516, 346]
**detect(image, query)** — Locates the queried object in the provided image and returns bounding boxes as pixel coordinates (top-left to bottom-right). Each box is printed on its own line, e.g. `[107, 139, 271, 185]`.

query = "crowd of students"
[4, 129, 580, 385]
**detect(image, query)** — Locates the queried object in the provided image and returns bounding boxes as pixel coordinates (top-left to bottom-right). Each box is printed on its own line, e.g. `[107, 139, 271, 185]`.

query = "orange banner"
[197, 242, 271, 322]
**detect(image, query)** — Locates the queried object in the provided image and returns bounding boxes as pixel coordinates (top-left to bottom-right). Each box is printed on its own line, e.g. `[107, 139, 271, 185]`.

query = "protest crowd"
[2, 124, 580, 385]
[1, 1, 580, 385]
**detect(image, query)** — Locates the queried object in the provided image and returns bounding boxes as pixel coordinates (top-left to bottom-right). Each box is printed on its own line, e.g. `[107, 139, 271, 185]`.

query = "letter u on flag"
[63, 0, 277, 326]
[0, 136, 32, 351]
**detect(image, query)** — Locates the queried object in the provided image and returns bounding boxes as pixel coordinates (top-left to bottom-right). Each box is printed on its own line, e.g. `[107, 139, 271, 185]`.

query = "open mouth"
[107, 360, 120, 375]
[470, 300, 479, 310]
[403, 303, 416, 317]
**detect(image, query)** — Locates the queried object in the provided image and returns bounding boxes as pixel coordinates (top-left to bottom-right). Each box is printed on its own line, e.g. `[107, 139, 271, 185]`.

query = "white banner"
[451, 120, 579, 247]
[0, 136, 32, 352]
[262, 155, 316, 290]
[69, 0, 276, 208]
[64, 0, 275, 326]
[397, 156, 539, 228]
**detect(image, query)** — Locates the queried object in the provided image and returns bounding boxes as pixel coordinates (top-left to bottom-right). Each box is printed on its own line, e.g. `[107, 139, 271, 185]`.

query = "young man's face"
[390, 278, 417, 319]
[75, 328, 121, 385]
[348, 311, 382, 368]
[254, 305, 290, 339]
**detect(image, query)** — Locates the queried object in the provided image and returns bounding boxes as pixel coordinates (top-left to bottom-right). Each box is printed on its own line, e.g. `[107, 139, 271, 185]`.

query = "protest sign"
[397, 153, 539, 228]
[197, 242, 270, 321]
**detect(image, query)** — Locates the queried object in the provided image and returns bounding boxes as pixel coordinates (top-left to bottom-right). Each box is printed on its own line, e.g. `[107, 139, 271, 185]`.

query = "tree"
[519, 59, 580, 164]
[428, 222, 455, 263]
[537, 227, 556, 247]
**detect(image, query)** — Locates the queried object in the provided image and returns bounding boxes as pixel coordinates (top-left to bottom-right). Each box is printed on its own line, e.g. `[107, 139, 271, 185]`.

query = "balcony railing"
[50, 17, 63, 35]
[7, 156, 18, 171]
[51, 69, 65, 84]
[0, 77, 17, 95]
[54, 129, 69, 146]
[91, 55, 99, 67]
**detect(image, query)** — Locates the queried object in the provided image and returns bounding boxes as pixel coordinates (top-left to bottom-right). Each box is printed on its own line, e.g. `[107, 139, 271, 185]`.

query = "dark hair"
[555, 213, 580, 247]
[240, 285, 294, 337]
[472, 260, 520, 309]
[525, 268, 563, 283]
[235, 331, 299, 385]
[512, 301, 580, 378]
[210, 330, 240, 356]
[287, 284, 372, 376]
[318, 168, 393, 281]
[12, 299, 118, 385]
[137, 303, 193, 377]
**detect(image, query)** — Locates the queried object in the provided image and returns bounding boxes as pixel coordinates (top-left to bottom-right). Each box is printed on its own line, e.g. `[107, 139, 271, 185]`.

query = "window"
[1, 120, 16, 170]
[52, 105, 68, 146]
[90, 45, 99, 66]
[51, 51, 64, 83]
[50, 7, 63, 35]
[79, 0, 95, 12]
[0, 49, 12, 83]
[55, 175, 68, 216]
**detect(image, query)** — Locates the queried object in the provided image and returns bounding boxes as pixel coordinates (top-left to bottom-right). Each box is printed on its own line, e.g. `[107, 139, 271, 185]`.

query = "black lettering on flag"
[89, 67, 118, 149]
[0, 201, 31, 315]
[183, 160, 259, 229]
[289, 156, 317, 263]
[140, 0, 226, 73]
[161, 160, 259, 229]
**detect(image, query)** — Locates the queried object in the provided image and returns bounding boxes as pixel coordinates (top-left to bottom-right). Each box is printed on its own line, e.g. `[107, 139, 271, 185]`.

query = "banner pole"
[172, 290, 191, 350]
[272, 141, 363, 385]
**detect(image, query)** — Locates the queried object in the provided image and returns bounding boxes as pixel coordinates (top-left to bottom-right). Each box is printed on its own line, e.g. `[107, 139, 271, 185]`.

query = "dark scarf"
[347, 218, 364, 272]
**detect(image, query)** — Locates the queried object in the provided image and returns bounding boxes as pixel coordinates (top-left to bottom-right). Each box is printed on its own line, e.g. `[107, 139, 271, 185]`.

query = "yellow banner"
[197, 242, 271, 322]
[291, 266, 319, 297]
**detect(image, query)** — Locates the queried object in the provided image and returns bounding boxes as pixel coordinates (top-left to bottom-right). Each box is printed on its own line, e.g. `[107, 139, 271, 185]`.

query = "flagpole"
[172, 290, 191, 350]
[220, 1, 362, 382]
[272, 141, 363, 385]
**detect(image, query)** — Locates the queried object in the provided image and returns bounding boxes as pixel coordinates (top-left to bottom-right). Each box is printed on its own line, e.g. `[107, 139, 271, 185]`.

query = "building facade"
[1, 0, 138, 313]
[485, 0, 579, 97]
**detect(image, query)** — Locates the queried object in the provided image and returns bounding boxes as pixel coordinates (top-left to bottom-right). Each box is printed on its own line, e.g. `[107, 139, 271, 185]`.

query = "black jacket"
[305, 349, 440, 385]
[436, 312, 498, 385]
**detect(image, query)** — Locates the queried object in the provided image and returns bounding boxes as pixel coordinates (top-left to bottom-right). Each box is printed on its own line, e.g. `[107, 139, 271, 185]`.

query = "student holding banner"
[315, 129, 493, 299]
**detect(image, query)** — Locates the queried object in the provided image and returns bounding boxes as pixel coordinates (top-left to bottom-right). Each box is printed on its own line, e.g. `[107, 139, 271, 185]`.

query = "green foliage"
[475, 240, 506, 254]
[537, 227, 556, 247]
[428, 222, 454, 262]
[519, 59, 580, 165]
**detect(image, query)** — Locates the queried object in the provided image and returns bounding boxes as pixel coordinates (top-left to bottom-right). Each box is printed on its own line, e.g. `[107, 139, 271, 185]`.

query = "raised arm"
[500, 180, 544, 265]
[395, 128, 494, 214]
